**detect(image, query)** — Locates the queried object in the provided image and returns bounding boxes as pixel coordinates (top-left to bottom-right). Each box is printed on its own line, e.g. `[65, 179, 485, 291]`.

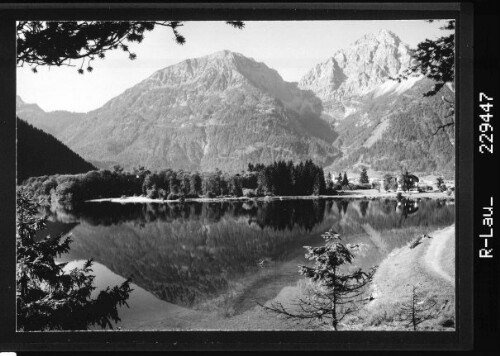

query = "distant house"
[397, 174, 419, 191]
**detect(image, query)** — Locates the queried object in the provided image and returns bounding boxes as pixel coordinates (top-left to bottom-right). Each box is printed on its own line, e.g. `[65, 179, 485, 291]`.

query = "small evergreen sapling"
[398, 285, 438, 330]
[260, 228, 376, 330]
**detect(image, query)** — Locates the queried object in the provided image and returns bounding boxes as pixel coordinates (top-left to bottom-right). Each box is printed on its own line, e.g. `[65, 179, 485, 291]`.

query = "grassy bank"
[343, 225, 456, 331]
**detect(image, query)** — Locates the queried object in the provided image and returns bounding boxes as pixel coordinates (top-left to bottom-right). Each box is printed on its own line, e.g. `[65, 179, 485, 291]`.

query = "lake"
[45, 197, 455, 330]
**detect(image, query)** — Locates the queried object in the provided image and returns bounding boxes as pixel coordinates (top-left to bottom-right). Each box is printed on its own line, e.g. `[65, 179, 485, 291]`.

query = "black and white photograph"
[14, 17, 458, 333]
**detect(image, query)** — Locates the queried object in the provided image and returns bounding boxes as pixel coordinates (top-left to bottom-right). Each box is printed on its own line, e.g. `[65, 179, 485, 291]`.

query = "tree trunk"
[331, 301, 338, 331]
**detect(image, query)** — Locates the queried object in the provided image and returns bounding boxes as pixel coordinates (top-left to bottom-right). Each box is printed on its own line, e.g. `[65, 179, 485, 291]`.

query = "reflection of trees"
[64, 217, 329, 307]
[435, 199, 447, 209]
[397, 199, 419, 217]
[53, 200, 328, 232]
[396, 199, 420, 227]
[359, 200, 369, 217]
[52, 198, 454, 235]
[326, 200, 334, 214]
[335, 198, 454, 236]
[51, 198, 455, 309]
[382, 199, 398, 215]
[336, 199, 350, 216]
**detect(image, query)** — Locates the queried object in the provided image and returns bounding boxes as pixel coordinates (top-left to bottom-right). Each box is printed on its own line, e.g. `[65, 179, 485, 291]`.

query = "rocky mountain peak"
[100, 50, 322, 120]
[298, 30, 414, 123]
[20, 50, 336, 173]
[207, 49, 240, 60]
[355, 29, 401, 45]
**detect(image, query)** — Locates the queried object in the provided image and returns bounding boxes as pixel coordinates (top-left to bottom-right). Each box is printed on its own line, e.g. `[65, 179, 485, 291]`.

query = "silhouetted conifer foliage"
[396, 20, 455, 134]
[16, 190, 132, 331]
[17, 117, 96, 183]
[398, 20, 455, 97]
[17, 21, 244, 74]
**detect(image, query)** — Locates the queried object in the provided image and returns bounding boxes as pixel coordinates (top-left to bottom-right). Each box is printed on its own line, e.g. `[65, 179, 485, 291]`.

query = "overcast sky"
[17, 20, 451, 113]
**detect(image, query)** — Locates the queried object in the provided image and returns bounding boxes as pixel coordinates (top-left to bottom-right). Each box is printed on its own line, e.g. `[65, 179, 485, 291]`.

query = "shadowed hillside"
[17, 117, 96, 183]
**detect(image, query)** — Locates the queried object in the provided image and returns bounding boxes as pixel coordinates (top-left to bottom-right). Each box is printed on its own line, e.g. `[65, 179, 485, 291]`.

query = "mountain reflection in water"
[47, 198, 455, 313]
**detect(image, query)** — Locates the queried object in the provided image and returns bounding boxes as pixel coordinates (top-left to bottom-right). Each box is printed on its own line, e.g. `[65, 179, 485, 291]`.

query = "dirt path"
[423, 225, 455, 285]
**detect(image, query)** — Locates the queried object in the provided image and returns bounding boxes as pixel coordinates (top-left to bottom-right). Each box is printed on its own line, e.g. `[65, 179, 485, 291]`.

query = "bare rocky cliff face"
[299, 30, 414, 124]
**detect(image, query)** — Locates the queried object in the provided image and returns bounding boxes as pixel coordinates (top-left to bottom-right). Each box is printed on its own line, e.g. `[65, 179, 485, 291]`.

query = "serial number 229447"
[479, 92, 493, 154]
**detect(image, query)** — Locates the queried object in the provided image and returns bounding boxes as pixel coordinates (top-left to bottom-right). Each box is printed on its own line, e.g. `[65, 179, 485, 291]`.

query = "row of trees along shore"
[22, 160, 376, 209]
[21, 159, 432, 211]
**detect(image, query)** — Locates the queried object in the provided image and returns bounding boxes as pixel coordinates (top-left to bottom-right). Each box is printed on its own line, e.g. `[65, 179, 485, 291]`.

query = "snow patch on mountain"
[372, 75, 424, 98]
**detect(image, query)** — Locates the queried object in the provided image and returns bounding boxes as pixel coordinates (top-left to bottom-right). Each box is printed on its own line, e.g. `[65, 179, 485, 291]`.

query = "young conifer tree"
[336, 173, 343, 185]
[398, 285, 438, 330]
[359, 167, 369, 184]
[260, 228, 376, 330]
[342, 172, 349, 186]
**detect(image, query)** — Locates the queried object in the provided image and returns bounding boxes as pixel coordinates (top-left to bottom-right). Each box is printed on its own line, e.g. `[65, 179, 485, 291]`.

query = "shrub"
[146, 188, 158, 199]
[158, 188, 168, 199]
[356, 183, 372, 190]
[243, 189, 256, 198]
[371, 181, 381, 191]
[409, 235, 423, 249]
[166, 193, 179, 200]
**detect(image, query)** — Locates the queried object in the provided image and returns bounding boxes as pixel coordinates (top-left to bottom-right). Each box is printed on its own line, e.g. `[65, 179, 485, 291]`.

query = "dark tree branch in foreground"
[395, 20, 455, 97]
[259, 229, 376, 330]
[17, 21, 244, 74]
[16, 189, 133, 330]
[431, 96, 455, 135]
[391, 20, 456, 135]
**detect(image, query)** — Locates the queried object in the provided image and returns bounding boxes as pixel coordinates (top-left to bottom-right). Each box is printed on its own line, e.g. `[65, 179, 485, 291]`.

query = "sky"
[17, 20, 451, 113]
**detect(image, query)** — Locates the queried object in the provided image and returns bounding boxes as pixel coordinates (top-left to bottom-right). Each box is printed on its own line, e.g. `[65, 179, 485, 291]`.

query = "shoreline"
[86, 190, 454, 204]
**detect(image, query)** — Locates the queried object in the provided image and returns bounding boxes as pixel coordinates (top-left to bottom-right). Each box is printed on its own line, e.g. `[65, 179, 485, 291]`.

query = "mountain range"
[16, 29, 455, 177]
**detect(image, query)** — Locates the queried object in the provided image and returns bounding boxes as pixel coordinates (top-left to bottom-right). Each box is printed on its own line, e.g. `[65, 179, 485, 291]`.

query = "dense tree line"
[19, 160, 335, 209]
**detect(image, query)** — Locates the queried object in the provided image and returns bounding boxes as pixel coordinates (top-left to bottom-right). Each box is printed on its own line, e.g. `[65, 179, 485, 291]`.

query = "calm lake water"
[45, 198, 455, 330]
